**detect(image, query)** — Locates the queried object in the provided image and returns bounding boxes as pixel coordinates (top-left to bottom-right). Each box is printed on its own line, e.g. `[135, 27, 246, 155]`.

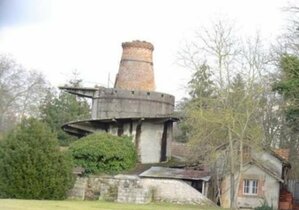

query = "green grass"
[0, 199, 220, 210]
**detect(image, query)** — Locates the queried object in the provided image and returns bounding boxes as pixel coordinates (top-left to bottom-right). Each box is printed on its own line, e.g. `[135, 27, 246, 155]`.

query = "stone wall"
[68, 175, 152, 203]
[68, 177, 88, 200]
[68, 175, 214, 205]
[117, 175, 152, 204]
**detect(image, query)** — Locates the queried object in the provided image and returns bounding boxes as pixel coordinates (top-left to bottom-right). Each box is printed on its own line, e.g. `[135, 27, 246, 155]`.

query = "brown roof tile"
[274, 149, 290, 161]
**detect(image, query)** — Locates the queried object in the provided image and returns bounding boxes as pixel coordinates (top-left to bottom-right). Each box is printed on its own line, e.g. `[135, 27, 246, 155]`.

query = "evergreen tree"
[40, 73, 90, 146]
[0, 118, 73, 199]
[188, 62, 215, 100]
[273, 54, 299, 178]
[40, 91, 90, 145]
[175, 62, 215, 143]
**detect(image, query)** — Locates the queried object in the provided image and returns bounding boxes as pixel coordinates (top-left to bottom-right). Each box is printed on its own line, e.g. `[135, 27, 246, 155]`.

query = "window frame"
[243, 179, 258, 195]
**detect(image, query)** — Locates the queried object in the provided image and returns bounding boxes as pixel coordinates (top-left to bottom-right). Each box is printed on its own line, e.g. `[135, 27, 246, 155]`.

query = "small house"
[219, 146, 291, 209]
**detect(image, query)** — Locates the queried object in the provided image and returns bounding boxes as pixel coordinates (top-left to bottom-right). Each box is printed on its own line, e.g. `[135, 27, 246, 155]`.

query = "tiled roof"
[274, 149, 290, 161]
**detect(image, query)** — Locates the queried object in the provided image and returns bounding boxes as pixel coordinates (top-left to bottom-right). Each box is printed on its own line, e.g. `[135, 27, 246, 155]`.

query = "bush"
[69, 132, 137, 174]
[254, 202, 273, 210]
[0, 118, 73, 199]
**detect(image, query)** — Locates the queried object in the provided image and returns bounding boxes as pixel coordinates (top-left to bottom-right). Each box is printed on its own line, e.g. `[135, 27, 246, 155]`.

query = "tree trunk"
[228, 128, 235, 209]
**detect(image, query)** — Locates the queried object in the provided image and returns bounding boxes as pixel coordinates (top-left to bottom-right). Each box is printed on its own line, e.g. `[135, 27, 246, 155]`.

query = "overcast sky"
[0, 0, 294, 101]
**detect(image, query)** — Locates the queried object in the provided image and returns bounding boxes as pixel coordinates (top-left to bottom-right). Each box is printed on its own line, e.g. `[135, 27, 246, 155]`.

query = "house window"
[243, 179, 258, 195]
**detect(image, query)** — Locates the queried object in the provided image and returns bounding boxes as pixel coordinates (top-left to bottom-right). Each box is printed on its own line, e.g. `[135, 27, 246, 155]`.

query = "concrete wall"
[166, 122, 173, 158]
[105, 119, 171, 164]
[139, 122, 163, 163]
[68, 175, 214, 205]
[92, 88, 175, 119]
[141, 178, 214, 205]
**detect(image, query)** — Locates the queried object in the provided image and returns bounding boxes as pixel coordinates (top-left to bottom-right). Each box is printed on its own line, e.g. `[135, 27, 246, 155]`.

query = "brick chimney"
[114, 40, 155, 91]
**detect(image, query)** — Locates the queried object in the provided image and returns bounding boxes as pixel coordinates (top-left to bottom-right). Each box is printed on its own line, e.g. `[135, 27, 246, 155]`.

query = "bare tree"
[0, 55, 49, 133]
[179, 20, 273, 208]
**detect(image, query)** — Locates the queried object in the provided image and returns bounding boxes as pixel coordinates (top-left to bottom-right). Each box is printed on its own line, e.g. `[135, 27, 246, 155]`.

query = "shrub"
[69, 132, 137, 174]
[0, 118, 73, 199]
[254, 202, 273, 210]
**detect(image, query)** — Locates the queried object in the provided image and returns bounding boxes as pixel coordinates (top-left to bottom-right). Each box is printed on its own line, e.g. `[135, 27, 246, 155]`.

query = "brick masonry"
[114, 40, 155, 91]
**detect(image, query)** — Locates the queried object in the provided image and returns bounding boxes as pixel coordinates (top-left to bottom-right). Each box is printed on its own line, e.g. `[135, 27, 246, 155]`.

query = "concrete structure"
[60, 41, 176, 163]
[218, 146, 291, 210]
[141, 178, 214, 205]
[140, 166, 211, 197]
[68, 175, 215, 205]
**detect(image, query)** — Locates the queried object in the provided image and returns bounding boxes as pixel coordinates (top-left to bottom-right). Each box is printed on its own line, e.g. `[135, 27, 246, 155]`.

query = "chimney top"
[122, 40, 154, 51]
[114, 40, 155, 91]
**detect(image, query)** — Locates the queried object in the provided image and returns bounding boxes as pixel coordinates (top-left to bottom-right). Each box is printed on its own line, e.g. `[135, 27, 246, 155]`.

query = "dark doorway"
[160, 122, 168, 162]
[191, 180, 203, 193]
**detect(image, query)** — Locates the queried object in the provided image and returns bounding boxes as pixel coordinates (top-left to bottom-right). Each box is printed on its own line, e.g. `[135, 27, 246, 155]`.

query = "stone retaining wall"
[68, 175, 214, 205]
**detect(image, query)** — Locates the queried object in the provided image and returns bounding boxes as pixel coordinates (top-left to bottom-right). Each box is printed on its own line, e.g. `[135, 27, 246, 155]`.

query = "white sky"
[0, 0, 293, 101]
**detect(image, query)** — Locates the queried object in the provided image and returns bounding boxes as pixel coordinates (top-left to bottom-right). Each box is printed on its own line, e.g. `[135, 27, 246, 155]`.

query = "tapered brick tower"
[60, 40, 177, 164]
[114, 40, 155, 91]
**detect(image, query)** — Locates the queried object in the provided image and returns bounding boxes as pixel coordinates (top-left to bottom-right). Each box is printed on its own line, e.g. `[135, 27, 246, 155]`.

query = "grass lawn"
[0, 199, 221, 210]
